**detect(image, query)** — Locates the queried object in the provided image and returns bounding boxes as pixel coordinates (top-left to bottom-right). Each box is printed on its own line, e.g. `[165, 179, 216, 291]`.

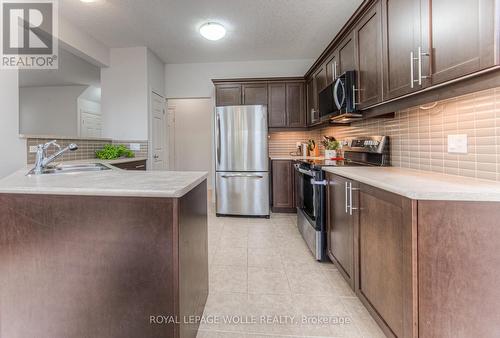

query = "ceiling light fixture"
[199, 22, 226, 41]
[80, 0, 98, 3]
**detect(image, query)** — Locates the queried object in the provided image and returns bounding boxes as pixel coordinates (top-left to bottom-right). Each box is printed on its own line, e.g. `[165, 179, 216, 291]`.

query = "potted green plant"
[322, 139, 340, 159]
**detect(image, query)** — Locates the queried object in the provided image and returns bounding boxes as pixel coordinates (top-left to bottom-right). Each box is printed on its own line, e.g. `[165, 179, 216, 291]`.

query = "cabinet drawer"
[112, 160, 147, 171]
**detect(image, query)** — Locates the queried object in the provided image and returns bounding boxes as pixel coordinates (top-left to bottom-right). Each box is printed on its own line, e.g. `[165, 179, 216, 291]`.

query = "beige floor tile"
[286, 270, 337, 296]
[200, 292, 251, 333]
[210, 265, 247, 293]
[322, 269, 357, 298]
[341, 298, 386, 338]
[203, 206, 384, 338]
[246, 293, 303, 336]
[293, 294, 361, 337]
[248, 247, 283, 269]
[248, 267, 291, 295]
[212, 247, 248, 267]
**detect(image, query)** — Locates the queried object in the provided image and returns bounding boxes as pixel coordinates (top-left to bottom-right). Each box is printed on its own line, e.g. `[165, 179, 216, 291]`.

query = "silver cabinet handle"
[221, 174, 264, 179]
[345, 181, 348, 213]
[410, 51, 415, 88]
[348, 181, 360, 215]
[418, 46, 430, 85]
[333, 61, 338, 80]
[135, 164, 145, 169]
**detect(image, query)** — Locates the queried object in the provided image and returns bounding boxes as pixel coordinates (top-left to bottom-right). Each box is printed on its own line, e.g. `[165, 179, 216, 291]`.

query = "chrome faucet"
[33, 140, 79, 174]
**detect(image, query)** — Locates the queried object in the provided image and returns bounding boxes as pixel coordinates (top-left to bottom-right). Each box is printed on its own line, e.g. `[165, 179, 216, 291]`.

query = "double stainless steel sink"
[27, 163, 111, 175]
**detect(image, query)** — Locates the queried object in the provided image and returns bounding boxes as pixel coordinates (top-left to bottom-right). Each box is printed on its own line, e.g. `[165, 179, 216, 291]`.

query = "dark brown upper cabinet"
[311, 66, 327, 124]
[382, 0, 422, 99]
[325, 52, 338, 85]
[306, 77, 315, 125]
[268, 83, 287, 128]
[286, 82, 305, 127]
[338, 32, 356, 76]
[426, 0, 497, 85]
[215, 84, 242, 106]
[354, 0, 384, 109]
[242, 83, 268, 105]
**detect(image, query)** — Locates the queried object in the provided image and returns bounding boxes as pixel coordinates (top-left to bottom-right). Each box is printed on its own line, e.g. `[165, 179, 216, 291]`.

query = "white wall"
[169, 99, 213, 188]
[101, 47, 149, 140]
[19, 85, 87, 136]
[0, 70, 26, 178]
[147, 49, 166, 96]
[58, 17, 110, 67]
[164, 59, 313, 98]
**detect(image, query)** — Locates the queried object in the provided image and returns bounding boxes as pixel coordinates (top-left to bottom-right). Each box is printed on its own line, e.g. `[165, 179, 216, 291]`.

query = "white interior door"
[80, 111, 102, 137]
[167, 105, 176, 170]
[151, 92, 167, 170]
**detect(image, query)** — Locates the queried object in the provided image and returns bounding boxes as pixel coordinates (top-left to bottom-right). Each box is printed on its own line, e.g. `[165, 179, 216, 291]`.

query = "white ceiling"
[60, 0, 363, 64]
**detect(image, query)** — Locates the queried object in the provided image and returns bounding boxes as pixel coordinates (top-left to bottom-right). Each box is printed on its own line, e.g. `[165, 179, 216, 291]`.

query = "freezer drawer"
[216, 172, 269, 216]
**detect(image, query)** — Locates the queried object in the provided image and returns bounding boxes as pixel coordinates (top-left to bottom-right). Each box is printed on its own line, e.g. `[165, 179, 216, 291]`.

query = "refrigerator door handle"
[221, 174, 264, 179]
[216, 113, 221, 167]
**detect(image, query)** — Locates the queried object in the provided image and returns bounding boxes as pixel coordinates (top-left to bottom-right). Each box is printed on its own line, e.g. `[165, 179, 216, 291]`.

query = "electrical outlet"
[129, 143, 141, 151]
[447, 134, 468, 154]
[29, 146, 38, 153]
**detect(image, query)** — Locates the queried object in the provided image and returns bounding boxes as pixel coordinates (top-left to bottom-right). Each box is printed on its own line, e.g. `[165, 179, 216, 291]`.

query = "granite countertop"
[322, 166, 500, 202]
[0, 160, 207, 198]
[270, 155, 325, 161]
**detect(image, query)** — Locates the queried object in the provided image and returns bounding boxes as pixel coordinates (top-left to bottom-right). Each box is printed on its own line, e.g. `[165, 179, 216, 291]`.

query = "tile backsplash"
[26, 138, 148, 164]
[270, 87, 500, 181]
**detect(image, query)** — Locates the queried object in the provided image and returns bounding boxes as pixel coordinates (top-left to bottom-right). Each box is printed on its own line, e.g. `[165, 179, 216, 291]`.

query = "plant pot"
[324, 149, 337, 159]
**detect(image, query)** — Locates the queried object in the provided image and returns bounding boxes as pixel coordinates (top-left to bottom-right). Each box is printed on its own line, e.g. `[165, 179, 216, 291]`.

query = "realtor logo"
[1, 0, 58, 69]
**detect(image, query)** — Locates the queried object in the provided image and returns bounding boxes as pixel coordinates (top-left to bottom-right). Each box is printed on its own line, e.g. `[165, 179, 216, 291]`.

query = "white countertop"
[0, 160, 207, 198]
[322, 167, 500, 202]
[270, 155, 325, 161]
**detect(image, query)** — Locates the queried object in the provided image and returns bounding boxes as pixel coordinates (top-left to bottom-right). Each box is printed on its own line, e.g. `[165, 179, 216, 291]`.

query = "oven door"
[294, 164, 318, 224]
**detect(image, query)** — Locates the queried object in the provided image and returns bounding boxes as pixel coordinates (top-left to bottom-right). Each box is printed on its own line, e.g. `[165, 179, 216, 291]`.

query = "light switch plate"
[448, 134, 468, 154]
[129, 143, 140, 151]
[29, 146, 38, 153]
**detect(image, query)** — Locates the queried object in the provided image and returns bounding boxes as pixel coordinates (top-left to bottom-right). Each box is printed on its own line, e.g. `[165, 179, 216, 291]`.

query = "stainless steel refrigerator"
[215, 105, 270, 217]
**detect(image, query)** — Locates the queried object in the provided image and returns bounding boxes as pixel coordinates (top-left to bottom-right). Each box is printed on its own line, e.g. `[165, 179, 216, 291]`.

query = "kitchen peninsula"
[0, 166, 208, 338]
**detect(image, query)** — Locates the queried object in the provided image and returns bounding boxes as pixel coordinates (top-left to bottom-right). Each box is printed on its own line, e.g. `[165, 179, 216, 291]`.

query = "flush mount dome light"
[199, 22, 226, 41]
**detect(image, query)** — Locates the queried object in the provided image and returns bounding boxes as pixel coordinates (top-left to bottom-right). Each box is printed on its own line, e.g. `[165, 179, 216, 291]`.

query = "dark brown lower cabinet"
[356, 183, 417, 338]
[418, 201, 500, 338]
[327, 173, 500, 337]
[271, 160, 295, 213]
[326, 173, 356, 289]
[112, 159, 147, 171]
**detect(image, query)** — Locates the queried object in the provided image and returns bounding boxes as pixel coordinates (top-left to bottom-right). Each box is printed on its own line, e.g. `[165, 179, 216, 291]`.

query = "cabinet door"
[427, 0, 496, 85]
[383, 0, 421, 99]
[306, 78, 315, 125]
[286, 82, 305, 127]
[354, 0, 384, 108]
[325, 51, 338, 85]
[338, 33, 356, 75]
[242, 83, 268, 105]
[356, 183, 416, 338]
[215, 84, 242, 106]
[268, 83, 287, 128]
[326, 173, 355, 288]
[311, 66, 326, 123]
[272, 160, 294, 210]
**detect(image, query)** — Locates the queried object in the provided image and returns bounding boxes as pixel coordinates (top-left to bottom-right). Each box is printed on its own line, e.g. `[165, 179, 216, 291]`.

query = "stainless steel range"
[294, 136, 389, 260]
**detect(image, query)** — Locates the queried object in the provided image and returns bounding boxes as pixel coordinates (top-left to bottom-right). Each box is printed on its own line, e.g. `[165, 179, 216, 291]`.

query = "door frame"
[148, 89, 168, 170]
